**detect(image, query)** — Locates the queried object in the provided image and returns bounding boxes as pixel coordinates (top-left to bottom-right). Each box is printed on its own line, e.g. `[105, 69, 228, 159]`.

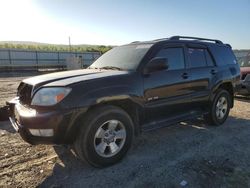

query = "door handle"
[210, 69, 217, 75]
[182, 73, 189, 79]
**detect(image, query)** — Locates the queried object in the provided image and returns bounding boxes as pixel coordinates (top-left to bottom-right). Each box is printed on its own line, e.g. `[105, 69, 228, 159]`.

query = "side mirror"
[143, 57, 168, 74]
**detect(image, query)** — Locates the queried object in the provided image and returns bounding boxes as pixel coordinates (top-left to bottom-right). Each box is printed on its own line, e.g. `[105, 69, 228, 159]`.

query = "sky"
[0, 0, 249, 49]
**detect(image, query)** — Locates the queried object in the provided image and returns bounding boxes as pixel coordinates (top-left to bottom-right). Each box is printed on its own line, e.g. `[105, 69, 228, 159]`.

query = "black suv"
[8, 36, 240, 167]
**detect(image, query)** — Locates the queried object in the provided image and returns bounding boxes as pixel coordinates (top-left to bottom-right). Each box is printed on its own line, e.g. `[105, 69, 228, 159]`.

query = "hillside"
[0, 41, 249, 56]
[0, 41, 113, 54]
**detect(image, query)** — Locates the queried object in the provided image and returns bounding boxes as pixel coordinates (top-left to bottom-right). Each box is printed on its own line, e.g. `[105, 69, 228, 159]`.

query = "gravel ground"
[0, 73, 250, 188]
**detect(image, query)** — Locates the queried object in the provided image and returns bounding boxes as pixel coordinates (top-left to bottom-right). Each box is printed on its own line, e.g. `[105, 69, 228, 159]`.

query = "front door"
[143, 45, 193, 123]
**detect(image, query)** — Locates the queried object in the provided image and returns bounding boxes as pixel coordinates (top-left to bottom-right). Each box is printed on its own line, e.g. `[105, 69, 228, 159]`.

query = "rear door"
[143, 44, 193, 123]
[186, 44, 217, 108]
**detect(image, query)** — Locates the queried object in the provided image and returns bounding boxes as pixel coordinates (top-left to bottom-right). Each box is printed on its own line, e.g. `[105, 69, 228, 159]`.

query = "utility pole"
[68, 36, 72, 52]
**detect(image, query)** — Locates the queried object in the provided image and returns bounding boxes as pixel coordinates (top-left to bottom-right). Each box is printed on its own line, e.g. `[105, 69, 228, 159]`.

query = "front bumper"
[8, 98, 81, 145]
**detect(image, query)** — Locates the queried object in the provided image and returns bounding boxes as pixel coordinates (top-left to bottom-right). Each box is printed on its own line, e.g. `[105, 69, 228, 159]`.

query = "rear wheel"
[205, 89, 231, 126]
[74, 105, 134, 167]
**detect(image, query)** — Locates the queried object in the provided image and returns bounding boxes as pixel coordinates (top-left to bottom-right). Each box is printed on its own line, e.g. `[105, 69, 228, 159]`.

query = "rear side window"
[188, 48, 207, 68]
[205, 50, 215, 66]
[154, 47, 185, 70]
[209, 46, 237, 66]
[188, 48, 215, 67]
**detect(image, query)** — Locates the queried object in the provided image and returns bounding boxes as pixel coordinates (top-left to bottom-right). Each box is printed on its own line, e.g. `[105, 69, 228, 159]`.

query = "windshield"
[90, 44, 152, 71]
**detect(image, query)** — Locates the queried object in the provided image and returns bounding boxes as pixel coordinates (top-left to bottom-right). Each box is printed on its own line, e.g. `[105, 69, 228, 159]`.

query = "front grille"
[17, 82, 33, 105]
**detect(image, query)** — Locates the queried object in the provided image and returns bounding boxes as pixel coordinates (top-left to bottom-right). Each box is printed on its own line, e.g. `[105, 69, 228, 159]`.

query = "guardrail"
[0, 49, 101, 71]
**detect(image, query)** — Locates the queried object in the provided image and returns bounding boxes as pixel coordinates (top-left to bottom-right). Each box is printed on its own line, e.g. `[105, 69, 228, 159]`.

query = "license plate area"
[9, 105, 21, 132]
[14, 106, 20, 123]
[9, 116, 20, 132]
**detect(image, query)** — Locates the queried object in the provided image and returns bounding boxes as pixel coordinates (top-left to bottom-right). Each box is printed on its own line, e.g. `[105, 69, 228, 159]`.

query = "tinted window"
[188, 48, 206, 68]
[154, 48, 185, 70]
[205, 50, 214, 66]
[209, 46, 237, 66]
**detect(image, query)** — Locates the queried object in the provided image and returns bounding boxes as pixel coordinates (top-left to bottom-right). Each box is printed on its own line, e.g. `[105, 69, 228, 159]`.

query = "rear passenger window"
[155, 48, 185, 70]
[188, 48, 206, 68]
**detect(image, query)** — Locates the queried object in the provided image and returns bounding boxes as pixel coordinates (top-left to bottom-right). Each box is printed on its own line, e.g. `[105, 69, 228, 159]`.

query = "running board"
[141, 111, 206, 132]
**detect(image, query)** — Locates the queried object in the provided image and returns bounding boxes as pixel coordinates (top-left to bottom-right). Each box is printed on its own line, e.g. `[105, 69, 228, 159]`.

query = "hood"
[240, 67, 250, 74]
[22, 69, 129, 87]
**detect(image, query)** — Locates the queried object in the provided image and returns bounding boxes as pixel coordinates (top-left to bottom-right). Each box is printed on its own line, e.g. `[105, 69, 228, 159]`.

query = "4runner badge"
[148, 96, 159, 101]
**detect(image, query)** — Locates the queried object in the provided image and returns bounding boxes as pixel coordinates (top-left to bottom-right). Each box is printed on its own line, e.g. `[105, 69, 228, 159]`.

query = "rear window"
[209, 46, 237, 66]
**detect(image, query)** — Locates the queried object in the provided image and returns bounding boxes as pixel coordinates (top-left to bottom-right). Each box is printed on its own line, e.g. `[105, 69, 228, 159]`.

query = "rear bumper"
[8, 98, 86, 145]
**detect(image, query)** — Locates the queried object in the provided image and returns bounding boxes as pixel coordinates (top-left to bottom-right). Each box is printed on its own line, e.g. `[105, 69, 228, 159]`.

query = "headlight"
[31, 87, 71, 106]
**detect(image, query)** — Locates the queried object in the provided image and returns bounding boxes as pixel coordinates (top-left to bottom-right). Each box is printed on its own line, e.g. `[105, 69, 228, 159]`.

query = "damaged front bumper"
[7, 97, 77, 145]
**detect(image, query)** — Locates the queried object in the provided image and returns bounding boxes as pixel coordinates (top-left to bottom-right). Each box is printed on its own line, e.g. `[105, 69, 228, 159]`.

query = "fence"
[234, 50, 250, 67]
[234, 50, 250, 60]
[0, 49, 101, 71]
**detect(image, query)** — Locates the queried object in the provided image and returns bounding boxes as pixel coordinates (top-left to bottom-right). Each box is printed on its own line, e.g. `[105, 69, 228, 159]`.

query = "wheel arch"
[64, 98, 143, 143]
[87, 99, 143, 136]
[212, 82, 234, 108]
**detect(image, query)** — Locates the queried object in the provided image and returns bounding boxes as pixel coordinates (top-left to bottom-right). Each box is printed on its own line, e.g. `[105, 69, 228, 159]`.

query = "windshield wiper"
[100, 66, 123, 70]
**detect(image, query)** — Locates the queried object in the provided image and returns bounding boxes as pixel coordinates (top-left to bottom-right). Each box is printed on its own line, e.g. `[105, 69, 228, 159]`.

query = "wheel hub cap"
[94, 120, 126, 158]
[103, 130, 116, 144]
[216, 96, 228, 120]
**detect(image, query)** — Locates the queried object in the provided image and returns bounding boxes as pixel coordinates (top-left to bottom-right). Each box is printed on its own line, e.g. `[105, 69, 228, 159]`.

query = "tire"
[74, 105, 134, 167]
[205, 89, 231, 126]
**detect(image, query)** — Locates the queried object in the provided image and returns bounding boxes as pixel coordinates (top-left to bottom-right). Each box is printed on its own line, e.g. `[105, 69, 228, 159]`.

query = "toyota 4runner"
[8, 36, 240, 167]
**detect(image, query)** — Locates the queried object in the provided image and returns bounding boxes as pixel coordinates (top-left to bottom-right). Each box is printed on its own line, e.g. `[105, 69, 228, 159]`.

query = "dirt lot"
[0, 73, 250, 188]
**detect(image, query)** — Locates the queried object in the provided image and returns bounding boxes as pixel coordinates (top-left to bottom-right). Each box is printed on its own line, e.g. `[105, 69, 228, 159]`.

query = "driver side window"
[154, 47, 185, 70]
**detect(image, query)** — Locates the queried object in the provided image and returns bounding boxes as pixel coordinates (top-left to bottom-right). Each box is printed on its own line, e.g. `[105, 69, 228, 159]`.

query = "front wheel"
[74, 105, 134, 167]
[205, 89, 231, 126]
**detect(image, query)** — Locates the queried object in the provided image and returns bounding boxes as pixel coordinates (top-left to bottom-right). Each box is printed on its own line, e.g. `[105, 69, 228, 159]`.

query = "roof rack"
[169, 36, 223, 44]
[153, 38, 169, 41]
[130, 41, 140, 43]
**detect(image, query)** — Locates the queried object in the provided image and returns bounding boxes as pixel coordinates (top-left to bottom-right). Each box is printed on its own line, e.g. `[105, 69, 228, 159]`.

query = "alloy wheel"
[215, 96, 228, 120]
[94, 120, 126, 158]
